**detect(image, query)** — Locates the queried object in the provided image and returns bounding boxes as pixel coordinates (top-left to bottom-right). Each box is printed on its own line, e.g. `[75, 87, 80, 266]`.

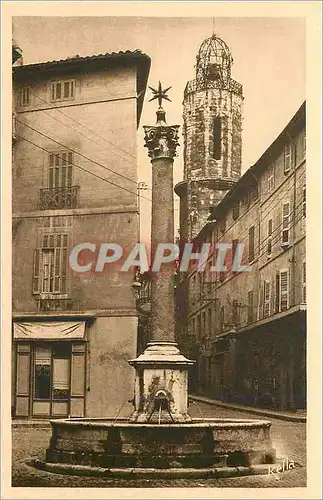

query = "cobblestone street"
[12, 402, 306, 488]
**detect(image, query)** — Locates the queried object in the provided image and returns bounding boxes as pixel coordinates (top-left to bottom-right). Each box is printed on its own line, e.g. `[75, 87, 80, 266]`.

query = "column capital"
[143, 109, 180, 161]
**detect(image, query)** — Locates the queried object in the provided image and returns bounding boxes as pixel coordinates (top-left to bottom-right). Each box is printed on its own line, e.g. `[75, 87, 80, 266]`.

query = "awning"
[13, 321, 86, 340]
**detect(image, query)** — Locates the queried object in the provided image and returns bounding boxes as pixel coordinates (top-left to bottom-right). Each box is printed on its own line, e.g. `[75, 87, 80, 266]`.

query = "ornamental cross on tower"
[148, 81, 172, 107]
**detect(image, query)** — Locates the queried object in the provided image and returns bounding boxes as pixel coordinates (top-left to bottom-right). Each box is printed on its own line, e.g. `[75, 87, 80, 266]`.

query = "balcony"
[39, 186, 79, 210]
[184, 77, 243, 97]
[36, 297, 78, 313]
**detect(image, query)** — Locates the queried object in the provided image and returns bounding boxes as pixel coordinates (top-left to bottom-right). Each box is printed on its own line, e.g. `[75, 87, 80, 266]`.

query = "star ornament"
[148, 81, 172, 107]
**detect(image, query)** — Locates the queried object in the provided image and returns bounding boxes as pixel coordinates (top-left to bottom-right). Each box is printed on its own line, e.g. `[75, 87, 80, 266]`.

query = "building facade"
[12, 51, 150, 418]
[180, 102, 306, 411]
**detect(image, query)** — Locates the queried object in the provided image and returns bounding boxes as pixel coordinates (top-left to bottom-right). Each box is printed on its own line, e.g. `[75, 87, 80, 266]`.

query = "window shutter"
[267, 219, 273, 256]
[263, 280, 271, 317]
[281, 202, 290, 246]
[280, 270, 289, 311]
[70, 343, 86, 417]
[284, 143, 291, 173]
[248, 290, 254, 323]
[232, 299, 239, 325]
[232, 202, 239, 221]
[15, 344, 31, 417]
[268, 167, 275, 192]
[248, 226, 255, 262]
[32, 249, 41, 295]
[275, 272, 280, 313]
[54, 247, 61, 293]
[301, 186, 306, 233]
[302, 261, 306, 303]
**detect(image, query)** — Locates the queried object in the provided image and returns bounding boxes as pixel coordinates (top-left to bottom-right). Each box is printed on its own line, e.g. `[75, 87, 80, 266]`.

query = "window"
[191, 275, 196, 304]
[51, 80, 75, 101]
[250, 185, 259, 202]
[232, 201, 240, 220]
[268, 166, 275, 192]
[202, 311, 206, 337]
[197, 315, 201, 338]
[275, 272, 280, 313]
[232, 299, 239, 325]
[212, 117, 221, 160]
[248, 291, 254, 323]
[267, 219, 273, 256]
[263, 280, 271, 318]
[208, 308, 212, 334]
[34, 344, 71, 402]
[33, 233, 68, 295]
[192, 317, 196, 336]
[302, 261, 306, 303]
[279, 270, 289, 312]
[248, 225, 255, 263]
[232, 239, 239, 271]
[34, 346, 51, 399]
[281, 202, 291, 246]
[49, 152, 73, 189]
[220, 305, 225, 331]
[219, 217, 226, 234]
[241, 193, 249, 208]
[21, 87, 30, 106]
[284, 143, 292, 174]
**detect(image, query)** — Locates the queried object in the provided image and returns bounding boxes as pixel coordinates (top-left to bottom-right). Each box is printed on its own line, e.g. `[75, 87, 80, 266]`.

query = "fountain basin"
[44, 417, 276, 471]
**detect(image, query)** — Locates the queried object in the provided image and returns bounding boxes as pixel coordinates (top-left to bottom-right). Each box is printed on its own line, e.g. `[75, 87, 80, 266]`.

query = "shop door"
[32, 343, 71, 417]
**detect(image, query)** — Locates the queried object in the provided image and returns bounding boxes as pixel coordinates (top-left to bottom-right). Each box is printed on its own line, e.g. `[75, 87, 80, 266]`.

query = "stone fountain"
[34, 84, 276, 479]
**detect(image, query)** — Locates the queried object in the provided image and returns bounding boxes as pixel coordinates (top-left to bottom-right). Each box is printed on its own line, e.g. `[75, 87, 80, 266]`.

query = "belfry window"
[212, 117, 221, 160]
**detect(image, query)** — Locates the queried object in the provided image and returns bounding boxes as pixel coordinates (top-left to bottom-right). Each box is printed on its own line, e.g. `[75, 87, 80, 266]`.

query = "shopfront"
[13, 321, 86, 418]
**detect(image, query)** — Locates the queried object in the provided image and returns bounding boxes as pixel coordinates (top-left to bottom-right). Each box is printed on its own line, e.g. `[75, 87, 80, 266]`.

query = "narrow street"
[12, 402, 306, 488]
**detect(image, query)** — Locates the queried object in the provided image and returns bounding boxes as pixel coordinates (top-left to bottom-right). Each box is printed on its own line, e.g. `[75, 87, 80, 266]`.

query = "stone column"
[129, 105, 194, 423]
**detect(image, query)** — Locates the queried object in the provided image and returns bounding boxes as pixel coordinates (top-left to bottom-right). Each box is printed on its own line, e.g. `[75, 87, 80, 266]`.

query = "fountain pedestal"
[129, 342, 194, 423]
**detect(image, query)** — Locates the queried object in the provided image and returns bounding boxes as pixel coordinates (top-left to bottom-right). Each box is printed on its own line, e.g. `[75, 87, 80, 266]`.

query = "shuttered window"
[275, 272, 280, 313]
[282, 202, 291, 246]
[263, 280, 271, 318]
[248, 225, 255, 262]
[268, 166, 275, 192]
[280, 270, 289, 311]
[232, 299, 239, 325]
[284, 143, 292, 173]
[51, 80, 75, 101]
[21, 87, 30, 106]
[232, 239, 239, 270]
[49, 152, 73, 189]
[232, 202, 240, 221]
[32, 234, 68, 295]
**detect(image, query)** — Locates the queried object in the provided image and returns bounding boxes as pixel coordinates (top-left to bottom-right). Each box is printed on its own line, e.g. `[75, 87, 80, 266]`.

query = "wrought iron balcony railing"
[184, 77, 243, 97]
[39, 186, 79, 210]
[36, 297, 78, 313]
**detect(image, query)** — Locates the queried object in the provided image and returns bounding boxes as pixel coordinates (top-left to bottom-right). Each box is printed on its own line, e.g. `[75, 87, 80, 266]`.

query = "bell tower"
[175, 34, 244, 241]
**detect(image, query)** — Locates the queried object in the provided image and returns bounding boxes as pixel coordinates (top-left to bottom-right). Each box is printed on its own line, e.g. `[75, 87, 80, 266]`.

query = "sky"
[13, 16, 305, 241]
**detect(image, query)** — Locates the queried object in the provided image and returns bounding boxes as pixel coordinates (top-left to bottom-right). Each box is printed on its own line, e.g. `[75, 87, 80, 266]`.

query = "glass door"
[32, 343, 71, 417]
